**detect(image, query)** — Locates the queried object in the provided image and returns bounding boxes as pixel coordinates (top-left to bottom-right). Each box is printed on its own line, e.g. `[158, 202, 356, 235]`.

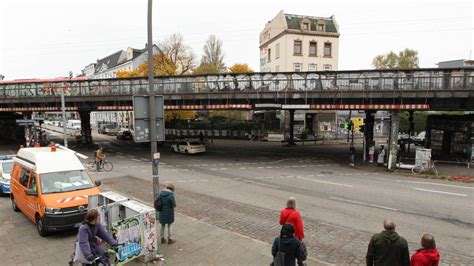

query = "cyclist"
[76, 210, 118, 265]
[95, 145, 104, 172]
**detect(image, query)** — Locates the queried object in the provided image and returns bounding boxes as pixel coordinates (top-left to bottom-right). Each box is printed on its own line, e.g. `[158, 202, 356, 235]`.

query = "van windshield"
[2, 161, 13, 173]
[40, 170, 94, 194]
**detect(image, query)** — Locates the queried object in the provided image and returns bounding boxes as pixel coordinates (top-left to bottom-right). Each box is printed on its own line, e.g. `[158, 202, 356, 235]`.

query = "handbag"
[73, 241, 90, 263]
[273, 237, 286, 266]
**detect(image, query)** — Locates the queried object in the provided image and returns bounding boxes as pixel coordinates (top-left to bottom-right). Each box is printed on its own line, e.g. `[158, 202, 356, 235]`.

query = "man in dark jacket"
[366, 218, 410, 266]
[272, 224, 304, 266]
[158, 184, 176, 244]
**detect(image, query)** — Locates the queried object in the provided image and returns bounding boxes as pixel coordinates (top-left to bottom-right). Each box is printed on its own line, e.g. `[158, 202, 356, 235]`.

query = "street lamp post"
[61, 72, 72, 148]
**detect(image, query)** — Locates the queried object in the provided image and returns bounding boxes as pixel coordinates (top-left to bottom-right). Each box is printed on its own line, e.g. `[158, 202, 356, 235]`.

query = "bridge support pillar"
[364, 110, 375, 162]
[79, 111, 93, 145]
[388, 110, 400, 171]
[288, 110, 296, 145]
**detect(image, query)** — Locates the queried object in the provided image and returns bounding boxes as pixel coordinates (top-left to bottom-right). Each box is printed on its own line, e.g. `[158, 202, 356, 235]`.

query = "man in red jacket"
[411, 234, 439, 266]
[279, 197, 305, 240]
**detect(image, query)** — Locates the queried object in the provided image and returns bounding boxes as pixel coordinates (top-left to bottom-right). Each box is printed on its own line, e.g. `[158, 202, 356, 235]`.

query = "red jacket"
[411, 248, 439, 266]
[279, 208, 304, 240]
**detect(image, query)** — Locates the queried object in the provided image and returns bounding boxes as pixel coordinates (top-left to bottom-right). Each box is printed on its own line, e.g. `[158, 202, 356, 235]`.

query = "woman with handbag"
[271, 224, 305, 266]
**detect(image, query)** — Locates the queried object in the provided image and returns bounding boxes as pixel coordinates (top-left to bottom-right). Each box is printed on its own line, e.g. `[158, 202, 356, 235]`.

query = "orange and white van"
[10, 146, 101, 236]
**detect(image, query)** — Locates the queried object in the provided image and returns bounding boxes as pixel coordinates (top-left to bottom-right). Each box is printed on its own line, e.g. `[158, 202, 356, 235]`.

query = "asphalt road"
[69, 132, 474, 259]
[3, 130, 473, 263]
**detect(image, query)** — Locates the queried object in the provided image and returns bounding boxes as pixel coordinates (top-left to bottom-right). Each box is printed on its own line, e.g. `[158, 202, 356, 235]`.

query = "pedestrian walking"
[369, 144, 375, 163]
[366, 218, 410, 266]
[411, 234, 439, 266]
[349, 144, 356, 167]
[271, 224, 305, 266]
[377, 145, 386, 167]
[157, 184, 176, 245]
[279, 197, 307, 261]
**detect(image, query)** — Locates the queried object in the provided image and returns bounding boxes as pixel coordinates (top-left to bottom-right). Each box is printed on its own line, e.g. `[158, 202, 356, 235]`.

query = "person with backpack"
[279, 197, 307, 261]
[155, 184, 176, 245]
[271, 224, 305, 266]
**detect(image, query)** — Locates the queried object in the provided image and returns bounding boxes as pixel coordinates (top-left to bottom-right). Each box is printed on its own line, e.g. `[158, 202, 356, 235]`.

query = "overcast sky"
[0, 0, 472, 79]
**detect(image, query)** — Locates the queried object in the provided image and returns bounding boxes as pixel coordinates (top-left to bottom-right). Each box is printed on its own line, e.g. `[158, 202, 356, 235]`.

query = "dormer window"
[318, 24, 325, 31]
[302, 23, 309, 31]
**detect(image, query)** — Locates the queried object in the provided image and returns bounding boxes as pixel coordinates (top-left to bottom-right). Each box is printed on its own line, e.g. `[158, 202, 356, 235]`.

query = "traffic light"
[359, 125, 365, 133]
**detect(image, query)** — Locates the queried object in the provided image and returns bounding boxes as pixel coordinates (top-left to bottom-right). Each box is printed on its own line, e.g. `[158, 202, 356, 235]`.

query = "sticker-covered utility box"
[415, 148, 432, 167]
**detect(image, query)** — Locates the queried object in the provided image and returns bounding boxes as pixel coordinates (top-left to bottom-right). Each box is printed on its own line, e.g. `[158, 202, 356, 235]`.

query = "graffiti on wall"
[0, 69, 472, 98]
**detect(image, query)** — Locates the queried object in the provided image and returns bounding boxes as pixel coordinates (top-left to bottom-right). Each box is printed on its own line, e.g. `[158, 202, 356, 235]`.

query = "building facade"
[259, 10, 340, 72]
[83, 45, 159, 79]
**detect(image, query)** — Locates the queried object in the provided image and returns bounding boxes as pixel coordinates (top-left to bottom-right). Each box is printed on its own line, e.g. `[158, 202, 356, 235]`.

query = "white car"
[0, 155, 14, 196]
[170, 141, 206, 155]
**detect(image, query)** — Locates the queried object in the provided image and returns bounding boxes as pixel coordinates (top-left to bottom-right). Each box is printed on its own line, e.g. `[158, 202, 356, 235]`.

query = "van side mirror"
[26, 189, 37, 196]
[95, 180, 102, 187]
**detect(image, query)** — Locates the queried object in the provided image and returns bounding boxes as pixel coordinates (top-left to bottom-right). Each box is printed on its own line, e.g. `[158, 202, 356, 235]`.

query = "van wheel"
[185, 150, 189, 155]
[11, 196, 19, 212]
[36, 214, 49, 237]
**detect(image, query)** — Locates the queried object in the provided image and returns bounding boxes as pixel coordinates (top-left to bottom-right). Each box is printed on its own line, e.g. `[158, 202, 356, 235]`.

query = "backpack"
[154, 195, 163, 212]
[273, 237, 285, 266]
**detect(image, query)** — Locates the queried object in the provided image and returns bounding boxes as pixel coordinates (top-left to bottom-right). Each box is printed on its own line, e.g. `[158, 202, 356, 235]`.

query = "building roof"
[95, 50, 125, 74]
[285, 13, 338, 33]
[15, 147, 85, 174]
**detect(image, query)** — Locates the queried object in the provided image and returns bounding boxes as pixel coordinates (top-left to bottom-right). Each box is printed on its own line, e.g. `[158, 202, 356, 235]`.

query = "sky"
[0, 0, 472, 79]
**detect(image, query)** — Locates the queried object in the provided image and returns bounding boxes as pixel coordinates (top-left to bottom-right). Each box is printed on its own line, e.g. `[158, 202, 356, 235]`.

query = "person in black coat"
[271, 224, 304, 266]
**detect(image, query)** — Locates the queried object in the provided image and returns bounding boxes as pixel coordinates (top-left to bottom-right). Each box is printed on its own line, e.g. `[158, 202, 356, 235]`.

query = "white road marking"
[132, 159, 141, 162]
[402, 180, 474, 190]
[116, 156, 125, 159]
[411, 187, 468, 197]
[243, 180, 280, 189]
[295, 176, 353, 188]
[330, 197, 398, 211]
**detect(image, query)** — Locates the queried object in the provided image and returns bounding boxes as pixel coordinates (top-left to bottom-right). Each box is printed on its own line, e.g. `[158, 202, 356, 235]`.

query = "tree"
[116, 54, 176, 78]
[165, 110, 197, 122]
[372, 49, 419, 69]
[200, 35, 226, 73]
[192, 64, 220, 75]
[228, 63, 253, 74]
[159, 33, 195, 75]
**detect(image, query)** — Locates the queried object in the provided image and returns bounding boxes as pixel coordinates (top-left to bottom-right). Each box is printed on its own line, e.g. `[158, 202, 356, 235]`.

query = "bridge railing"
[0, 69, 472, 98]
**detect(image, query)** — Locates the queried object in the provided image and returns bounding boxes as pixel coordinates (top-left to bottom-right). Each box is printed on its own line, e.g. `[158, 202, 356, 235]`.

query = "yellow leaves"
[228, 63, 253, 74]
[165, 111, 198, 122]
[116, 54, 177, 78]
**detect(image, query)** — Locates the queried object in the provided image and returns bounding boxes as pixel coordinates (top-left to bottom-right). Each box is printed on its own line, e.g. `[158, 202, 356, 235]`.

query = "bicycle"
[87, 156, 113, 172]
[411, 160, 438, 176]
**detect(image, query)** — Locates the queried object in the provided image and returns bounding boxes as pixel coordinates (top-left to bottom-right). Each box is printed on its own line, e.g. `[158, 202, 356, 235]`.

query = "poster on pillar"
[133, 96, 165, 142]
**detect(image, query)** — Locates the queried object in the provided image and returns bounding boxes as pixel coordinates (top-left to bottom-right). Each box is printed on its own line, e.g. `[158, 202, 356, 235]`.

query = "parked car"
[98, 124, 114, 134]
[0, 155, 14, 196]
[105, 127, 121, 136]
[413, 131, 426, 146]
[116, 129, 132, 140]
[170, 141, 206, 155]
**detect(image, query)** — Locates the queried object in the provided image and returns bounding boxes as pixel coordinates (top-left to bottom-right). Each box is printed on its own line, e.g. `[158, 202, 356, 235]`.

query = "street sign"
[16, 119, 35, 126]
[133, 96, 165, 143]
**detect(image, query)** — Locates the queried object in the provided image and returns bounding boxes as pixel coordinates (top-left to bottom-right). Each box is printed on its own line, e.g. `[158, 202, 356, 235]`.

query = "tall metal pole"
[147, 0, 159, 215]
[61, 73, 69, 148]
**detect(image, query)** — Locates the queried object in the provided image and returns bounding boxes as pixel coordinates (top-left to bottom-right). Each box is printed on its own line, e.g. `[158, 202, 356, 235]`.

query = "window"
[19, 169, 30, 187]
[294, 40, 302, 55]
[276, 43, 280, 59]
[275, 65, 280, 72]
[309, 42, 317, 56]
[318, 24, 325, 31]
[324, 43, 332, 57]
[267, 48, 271, 62]
[294, 63, 302, 72]
[324, 64, 332, 71]
[302, 23, 309, 30]
[29, 175, 37, 193]
[308, 64, 317, 71]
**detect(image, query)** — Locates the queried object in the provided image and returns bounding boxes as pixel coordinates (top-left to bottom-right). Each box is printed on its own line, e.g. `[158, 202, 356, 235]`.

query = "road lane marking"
[330, 197, 398, 211]
[242, 180, 280, 189]
[132, 159, 141, 162]
[402, 181, 474, 190]
[411, 187, 468, 197]
[295, 176, 353, 188]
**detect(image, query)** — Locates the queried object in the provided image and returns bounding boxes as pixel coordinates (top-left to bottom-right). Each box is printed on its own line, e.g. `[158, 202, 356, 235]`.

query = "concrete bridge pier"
[364, 110, 375, 160]
[388, 110, 400, 170]
[288, 110, 296, 145]
[79, 110, 93, 145]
